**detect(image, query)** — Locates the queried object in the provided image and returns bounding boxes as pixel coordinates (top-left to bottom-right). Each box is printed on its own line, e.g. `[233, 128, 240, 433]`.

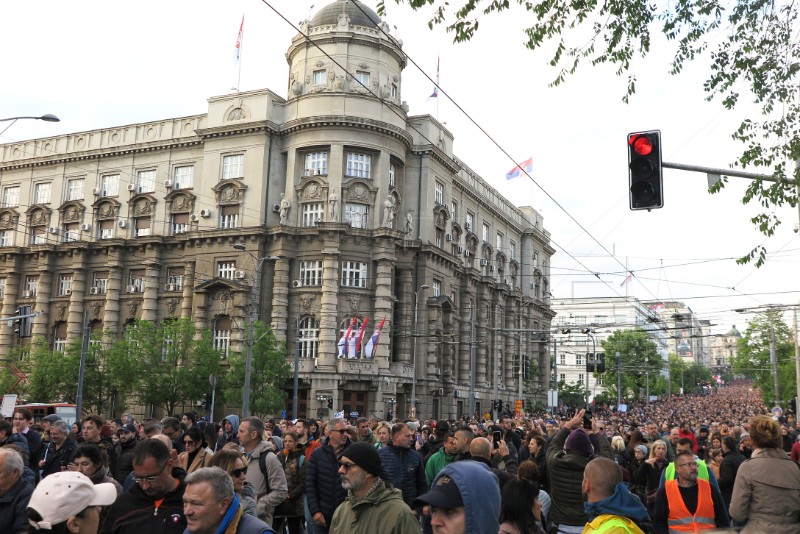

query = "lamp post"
[581, 328, 596, 406]
[233, 243, 279, 417]
[0, 114, 60, 137]
[410, 284, 430, 420]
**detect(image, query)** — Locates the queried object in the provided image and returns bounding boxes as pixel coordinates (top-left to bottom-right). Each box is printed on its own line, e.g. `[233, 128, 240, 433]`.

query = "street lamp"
[410, 284, 430, 419]
[0, 114, 60, 137]
[581, 328, 595, 406]
[233, 242, 280, 417]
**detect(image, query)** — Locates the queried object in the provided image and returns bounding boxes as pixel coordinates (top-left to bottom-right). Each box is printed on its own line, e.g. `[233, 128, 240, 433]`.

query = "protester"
[273, 431, 305, 534]
[178, 427, 213, 474]
[581, 457, 651, 534]
[377, 422, 427, 507]
[237, 417, 288, 528]
[0, 448, 33, 534]
[38, 421, 76, 480]
[373, 422, 391, 449]
[306, 418, 351, 534]
[69, 442, 123, 495]
[498, 478, 544, 534]
[25, 471, 117, 534]
[209, 447, 257, 517]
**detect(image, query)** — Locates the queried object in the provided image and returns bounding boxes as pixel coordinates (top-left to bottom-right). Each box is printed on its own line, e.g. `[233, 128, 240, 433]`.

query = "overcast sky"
[2, 0, 798, 334]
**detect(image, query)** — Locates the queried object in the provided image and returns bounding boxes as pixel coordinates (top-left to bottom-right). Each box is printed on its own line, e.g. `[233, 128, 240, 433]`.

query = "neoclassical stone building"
[0, 0, 554, 420]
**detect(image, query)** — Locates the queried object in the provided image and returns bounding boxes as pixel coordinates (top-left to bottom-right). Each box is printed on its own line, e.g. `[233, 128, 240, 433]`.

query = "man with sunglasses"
[306, 418, 352, 534]
[101, 438, 187, 534]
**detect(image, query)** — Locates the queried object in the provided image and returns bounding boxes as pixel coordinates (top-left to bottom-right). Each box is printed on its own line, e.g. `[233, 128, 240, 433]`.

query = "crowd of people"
[0, 381, 798, 533]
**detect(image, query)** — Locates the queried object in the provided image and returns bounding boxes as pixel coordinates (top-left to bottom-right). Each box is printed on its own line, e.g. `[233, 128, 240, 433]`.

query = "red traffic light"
[629, 134, 653, 156]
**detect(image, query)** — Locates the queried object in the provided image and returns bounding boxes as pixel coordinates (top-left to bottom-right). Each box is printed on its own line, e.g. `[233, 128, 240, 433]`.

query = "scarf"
[185, 493, 243, 534]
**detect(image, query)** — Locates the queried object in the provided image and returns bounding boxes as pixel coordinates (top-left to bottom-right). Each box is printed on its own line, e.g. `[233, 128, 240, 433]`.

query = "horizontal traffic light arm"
[662, 161, 791, 183]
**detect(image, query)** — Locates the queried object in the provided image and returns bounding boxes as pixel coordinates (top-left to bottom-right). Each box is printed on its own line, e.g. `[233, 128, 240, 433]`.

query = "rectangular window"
[100, 174, 119, 197]
[510, 241, 516, 260]
[345, 152, 371, 179]
[219, 205, 239, 229]
[173, 165, 194, 189]
[136, 170, 156, 193]
[171, 213, 190, 235]
[312, 70, 327, 85]
[62, 222, 79, 243]
[355, 70, 370, 86]
[435, 182, 444, 205]
[167, 267, 185, 291]
[31, 227, 46, 245]
[129, 269, 145, 292]
[299, 260, 323, 286]
[67, 178, 84, 201]
[222, 154, 244, 180]
[0, 230, 12, 247]
[465, 212, 474, 232]
[35, 182, 51, 204]
[344, 203, 369, 229]
[559, 373, 566, 383]
[341, 261, 367, 288]
[496, 233, 503, 252]
[58, 274, 73, 296]
[213, 317, 232, 358]
[93, 272, 109, 294]
[450, 201, 457, 223]
[305, 152, 328, 175]
[560, 354, 566, 365]
[391, 83, 398, 99]
[482, 222, 489, 242]
[432, 280, 441, 297]
[98, 220, 114, 240]
[389, 163, 396, 188]
[576, 354, 583, 365]
[3, 186, 20, 208]
[435, 228, 444, 248]
[533, 251, 539, 269]
[217, 261, 237, 280]
[24, 276, 38, 296]
[134, 217, 151, 237]
[578, 374, 584, 385]
[301, 203, 324, 227]
[0, 278, 5, 299]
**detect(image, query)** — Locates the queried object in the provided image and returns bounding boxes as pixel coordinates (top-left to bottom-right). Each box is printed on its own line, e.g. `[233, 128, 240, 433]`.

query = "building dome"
[312, 0, 381, 28]
[726, 325, 742, 338]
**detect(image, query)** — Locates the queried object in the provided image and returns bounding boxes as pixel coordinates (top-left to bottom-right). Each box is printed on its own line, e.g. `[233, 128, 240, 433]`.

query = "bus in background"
[15, 403, 77, 428]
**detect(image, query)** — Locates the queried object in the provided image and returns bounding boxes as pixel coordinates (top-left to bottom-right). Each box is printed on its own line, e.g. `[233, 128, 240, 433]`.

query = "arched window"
[213, 316, 232, 358]
[337, 317, 363, 358]
[298, 316, 320, 359]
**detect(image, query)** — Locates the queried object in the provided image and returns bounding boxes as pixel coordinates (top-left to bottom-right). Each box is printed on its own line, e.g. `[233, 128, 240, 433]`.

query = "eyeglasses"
[338, 461, 357, 471]
[231, 466, 248, 477]
[132, 461, 168, 483]
[676, 462, 698, 469]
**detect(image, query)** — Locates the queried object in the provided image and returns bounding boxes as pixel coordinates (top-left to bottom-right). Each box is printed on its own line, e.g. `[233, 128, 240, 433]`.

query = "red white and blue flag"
[338, 317, 357, 357]
[235, 17, 244, 62]
[428, 56, 440, 99]
[620, 273, 633, 287]
[354, 316, 369, 357]
[363, 316, 386, 358]
[506, 157, 533, 180]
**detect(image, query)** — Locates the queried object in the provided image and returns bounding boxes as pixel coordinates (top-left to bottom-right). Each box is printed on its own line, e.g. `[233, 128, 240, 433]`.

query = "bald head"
[584, 457, 622, 501]
[469, 437, 492, 459]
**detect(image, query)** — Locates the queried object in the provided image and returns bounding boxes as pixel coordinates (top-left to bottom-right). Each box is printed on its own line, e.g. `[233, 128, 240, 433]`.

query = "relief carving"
[56, 304, 66, 320]
[227, 108, 246, 121]
[128, 300, 139, 319]
[91, 302, 102, 319]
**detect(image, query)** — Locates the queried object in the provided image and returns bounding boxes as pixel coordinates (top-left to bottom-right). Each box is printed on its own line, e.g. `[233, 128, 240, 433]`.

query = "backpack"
[259, 448, 304, 495]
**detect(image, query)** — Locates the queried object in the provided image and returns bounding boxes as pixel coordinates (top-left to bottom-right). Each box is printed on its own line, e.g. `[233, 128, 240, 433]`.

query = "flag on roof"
[620, 273, 633, 286]
[506, 157, 533, 180]
[427, 56, 440, 100]
[235, 17, 244, 62]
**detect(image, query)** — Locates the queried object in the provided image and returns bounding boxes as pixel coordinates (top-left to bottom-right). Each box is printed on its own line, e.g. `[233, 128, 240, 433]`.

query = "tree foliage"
[223, 322, 291, 419]
[24, 337, 78, 403]
[557, 380, 586, 408]
[731, 310, 796, 407]
[600, 329, 662, 401]
[379, 0, 800, 265]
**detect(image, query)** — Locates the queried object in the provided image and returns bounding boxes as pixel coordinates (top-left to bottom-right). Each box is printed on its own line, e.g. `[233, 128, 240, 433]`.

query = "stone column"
[0, 256, 22, 359]
[396, 268, 413, 363]
[316, 243, 340, 369]
[66, 250, 88, 339]
[104, 262, 124, 329]
[181, 259, 196, 320]
[373, 252, 394, 370]
[505, 308, 516, 387]
[271, 257, 290, 342]
[458, 294, 473, 384]
[475, 285, 489, 386]
[141, 257, 162, 322]
[32, 252, 54, 339]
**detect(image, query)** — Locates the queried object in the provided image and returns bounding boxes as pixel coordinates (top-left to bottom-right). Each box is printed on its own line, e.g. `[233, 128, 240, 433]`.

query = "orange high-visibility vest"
[665, 478, 716, 532]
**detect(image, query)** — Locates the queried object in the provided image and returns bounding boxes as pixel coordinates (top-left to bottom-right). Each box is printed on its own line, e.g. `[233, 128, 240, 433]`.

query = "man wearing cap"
[546, 408, 613, 534]
[329, 442, 419, 534]
[413, 460, 501, 534]
[183, 467, 274, 534]
[27, 471, 117, 533]
[114, 423, 139, 484]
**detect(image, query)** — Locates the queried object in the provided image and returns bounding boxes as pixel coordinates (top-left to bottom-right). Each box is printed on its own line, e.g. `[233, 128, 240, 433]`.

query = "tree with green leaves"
[108, 318, 223, 416]
[600, 329, 662, 402]
[731, 310, 795, 407]
[223, 322, 290, 418]
[379, 0, 800, 265]
[557, 380, 586, 408]
[24, 337, 78, 403]
[63, 333, 131, 417]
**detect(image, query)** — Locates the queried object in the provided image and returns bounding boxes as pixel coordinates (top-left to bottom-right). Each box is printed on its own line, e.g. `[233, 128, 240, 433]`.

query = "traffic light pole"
[661, 161, 780, 183]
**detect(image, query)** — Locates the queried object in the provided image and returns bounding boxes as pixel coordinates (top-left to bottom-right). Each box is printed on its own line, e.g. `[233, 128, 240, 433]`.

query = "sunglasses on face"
[231, 466, 248, 477]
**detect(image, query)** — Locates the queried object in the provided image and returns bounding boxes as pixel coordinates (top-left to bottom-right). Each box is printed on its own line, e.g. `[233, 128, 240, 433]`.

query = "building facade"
[0, 0, 555, 421]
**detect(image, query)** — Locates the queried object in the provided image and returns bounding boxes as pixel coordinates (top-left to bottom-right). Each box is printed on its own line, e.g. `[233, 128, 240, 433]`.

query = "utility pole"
[795, 307, 800, 412]
[770, 323, 780, 407]
[616, 351, 621, 409]
[75, 310, 89, 420]
[468, 303, 477, 418]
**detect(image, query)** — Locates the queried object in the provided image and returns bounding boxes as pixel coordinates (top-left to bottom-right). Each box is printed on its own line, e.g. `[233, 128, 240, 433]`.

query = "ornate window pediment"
[94, 199, 121, 220]
[166, 191, 196, 214]
[213, 180, 247, 205]
[297, 179, 327, 203]
[58, 201, 85, 223]
[433, 205, 450, 229]
[451, 221, 462, 234]
[128, 195, 156, 217]
[27, 206, 51, 227]
[481, 243, 493, 259]
[465, 233, 479, 250]
[0, 209, 19, 229]
[509, 259, 520, 272]
[496, 251, 507, 264]
[343, 180, 377, 204]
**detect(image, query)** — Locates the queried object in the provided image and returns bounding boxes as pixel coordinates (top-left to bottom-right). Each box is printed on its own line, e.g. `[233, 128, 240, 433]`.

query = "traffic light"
[14, 306, 32, 339]
[327, 397, 333, 409]
[597, 353, 606, 373]
[628, 130, 663, 210]
[586, 352, 595, 373]
[201, 393, 211, 409]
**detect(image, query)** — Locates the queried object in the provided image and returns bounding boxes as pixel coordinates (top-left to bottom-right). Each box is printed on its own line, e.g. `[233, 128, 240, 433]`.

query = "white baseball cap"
[27, 472, 117, 529]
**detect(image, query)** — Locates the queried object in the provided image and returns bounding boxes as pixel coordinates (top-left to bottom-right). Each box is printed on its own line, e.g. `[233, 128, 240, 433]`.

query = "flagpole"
[237, 16, 243, 92]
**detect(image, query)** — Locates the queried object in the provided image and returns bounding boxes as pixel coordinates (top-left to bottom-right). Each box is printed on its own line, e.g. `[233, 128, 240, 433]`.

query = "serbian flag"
[506, 157, 533, 180]
[427, 56, 440, 100]
[338, 317, 357, 357]
[355, 316, 369, 357]
[620, 273, 633, 286]
[235, 16, 244, 62]
[363, 316, 386, 358]
[347, 330, 358, 359]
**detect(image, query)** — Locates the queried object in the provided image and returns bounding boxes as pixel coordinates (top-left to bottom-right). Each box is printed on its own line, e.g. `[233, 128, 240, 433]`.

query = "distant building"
[709, 325, 741, 374]
[0, 0, 554, 420]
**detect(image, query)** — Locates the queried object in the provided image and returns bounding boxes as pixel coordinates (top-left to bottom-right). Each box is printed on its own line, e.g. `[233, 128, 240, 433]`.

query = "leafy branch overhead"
[379, 0, 800, 265]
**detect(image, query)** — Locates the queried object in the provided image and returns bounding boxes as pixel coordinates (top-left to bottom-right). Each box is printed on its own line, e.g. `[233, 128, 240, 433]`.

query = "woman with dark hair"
[729, 415, 800, 533]
[274, 431, 306, 534]
[26, 472, 116, 534]
[209, 447, 257, 516]
[178, 426, 212, 473]
[526, 435, 548, 493]
[498, 478, 544, 534]
[69, 442, 122, 494]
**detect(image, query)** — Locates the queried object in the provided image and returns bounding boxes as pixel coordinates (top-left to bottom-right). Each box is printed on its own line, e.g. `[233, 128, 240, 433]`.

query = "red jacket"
[678, 429, 698, 453]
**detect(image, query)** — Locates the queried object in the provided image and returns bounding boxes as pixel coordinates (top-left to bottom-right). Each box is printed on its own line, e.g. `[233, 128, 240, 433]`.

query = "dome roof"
[726, 324, 742, 337]
[312, 0, 382, 29]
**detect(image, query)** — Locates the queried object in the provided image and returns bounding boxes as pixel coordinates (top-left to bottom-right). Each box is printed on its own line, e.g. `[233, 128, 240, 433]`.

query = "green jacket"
[582, 514, 644, 534]
[330, 479, 420, 534]
[425, 448, 455, 485]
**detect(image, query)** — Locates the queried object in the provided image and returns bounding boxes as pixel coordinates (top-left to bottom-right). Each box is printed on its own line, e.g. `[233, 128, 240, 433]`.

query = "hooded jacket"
[428, 461, 501, 534]
[329, 478, 420, 534]
[583, 481, 651, 533]
[216, 415, 240, 452]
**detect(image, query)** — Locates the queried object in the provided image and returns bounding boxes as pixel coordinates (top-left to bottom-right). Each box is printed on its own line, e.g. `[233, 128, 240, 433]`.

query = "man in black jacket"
[114, 423, 139, 484]
[378, 422, 427, 506]
[306, 418, 351, 534]
[100, 438, 186, 534]
[718, 435, 745, 509]
[38, 420, 76, 479]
